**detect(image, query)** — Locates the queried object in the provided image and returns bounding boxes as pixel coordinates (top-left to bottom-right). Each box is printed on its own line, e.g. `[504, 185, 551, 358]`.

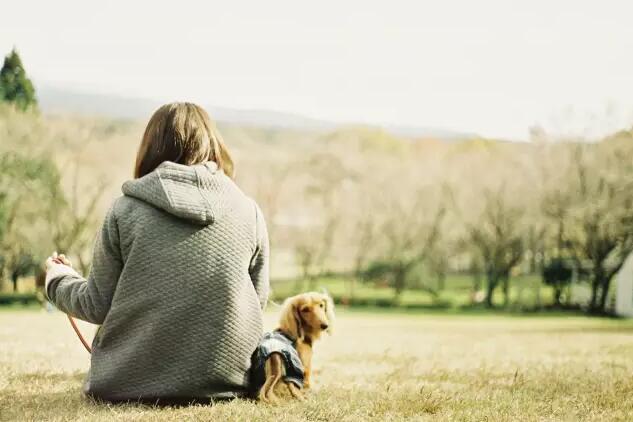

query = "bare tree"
[348, 208, 376, 298]
[366, 185, 447, 301]
[291, 152, 349, 291]
[467, 188, 525, 307]
[45, 159, 106, 275]
[562, 140, 633, 313]
[252, 160, 292, 245]
[426, 241, 451, 291]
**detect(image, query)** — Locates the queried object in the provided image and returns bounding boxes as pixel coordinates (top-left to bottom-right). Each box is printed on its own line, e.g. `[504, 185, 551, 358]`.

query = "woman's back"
[49, 160, 269, 401]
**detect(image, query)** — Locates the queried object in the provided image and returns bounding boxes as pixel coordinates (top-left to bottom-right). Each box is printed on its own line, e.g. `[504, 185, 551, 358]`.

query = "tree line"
[2, 48, 632, 315]
[245, 131, 633, 314]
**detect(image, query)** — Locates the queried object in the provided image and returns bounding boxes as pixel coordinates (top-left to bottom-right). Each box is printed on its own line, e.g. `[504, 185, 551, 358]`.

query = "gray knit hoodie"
[46, 161, 269, 402]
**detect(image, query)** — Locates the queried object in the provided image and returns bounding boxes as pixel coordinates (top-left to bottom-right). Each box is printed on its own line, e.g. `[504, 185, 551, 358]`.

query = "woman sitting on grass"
[44, 102, 269, 403]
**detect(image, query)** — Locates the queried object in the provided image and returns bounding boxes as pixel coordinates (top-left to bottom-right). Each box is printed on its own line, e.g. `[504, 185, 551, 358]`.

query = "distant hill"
[38, 85, 476, 141]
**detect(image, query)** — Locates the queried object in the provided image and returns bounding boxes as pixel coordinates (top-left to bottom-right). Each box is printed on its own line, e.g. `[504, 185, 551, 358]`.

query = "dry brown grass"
[1, 309, 633, 421]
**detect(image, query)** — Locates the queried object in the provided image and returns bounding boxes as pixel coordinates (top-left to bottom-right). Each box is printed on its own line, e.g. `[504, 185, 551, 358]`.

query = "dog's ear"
[293, 300, 304, 340]
[279, 296, 304, 341]
[323, 293, 335, 335]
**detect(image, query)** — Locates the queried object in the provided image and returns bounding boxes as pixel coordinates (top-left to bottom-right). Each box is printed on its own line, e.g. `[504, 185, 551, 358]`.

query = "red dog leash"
[67, 315, 92, 354]
[49, 254, 92, 354]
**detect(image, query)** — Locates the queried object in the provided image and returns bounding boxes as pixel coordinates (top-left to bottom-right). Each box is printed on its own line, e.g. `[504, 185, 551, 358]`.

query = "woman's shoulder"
[108, 195, 156, 220]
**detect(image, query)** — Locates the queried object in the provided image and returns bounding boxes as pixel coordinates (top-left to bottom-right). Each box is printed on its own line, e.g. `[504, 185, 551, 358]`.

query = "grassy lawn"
[1, 308, 633, 421]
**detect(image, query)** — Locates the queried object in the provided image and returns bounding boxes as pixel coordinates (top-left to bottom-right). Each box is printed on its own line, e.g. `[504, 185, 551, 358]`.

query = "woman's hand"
[44, 252, 80, 299]
[46, 251, 72, 269]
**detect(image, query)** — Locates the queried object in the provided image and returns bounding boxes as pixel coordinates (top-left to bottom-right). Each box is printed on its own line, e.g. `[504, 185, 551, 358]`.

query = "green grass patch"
[0, 292, 40, 307]
[271, 273, 556, 311]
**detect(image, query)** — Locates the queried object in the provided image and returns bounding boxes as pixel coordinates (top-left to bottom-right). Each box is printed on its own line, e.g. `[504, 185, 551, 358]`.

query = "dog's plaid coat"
[250, 330, 305, 391]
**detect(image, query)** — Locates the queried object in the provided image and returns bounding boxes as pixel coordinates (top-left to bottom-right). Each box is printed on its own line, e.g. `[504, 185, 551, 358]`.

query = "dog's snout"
[320, 323, 329, 330]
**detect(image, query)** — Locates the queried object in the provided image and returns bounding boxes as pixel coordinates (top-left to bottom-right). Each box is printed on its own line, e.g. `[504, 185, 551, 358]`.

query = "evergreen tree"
[0, 48, 37, 111]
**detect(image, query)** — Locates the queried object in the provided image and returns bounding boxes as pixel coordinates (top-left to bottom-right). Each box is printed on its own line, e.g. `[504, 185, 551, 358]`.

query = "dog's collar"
[273, 329, 298, 343]
[273, 329, 312, 346]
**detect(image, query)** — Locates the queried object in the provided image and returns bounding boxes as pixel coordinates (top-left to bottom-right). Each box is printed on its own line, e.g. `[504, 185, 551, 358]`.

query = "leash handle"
[67, 314, 92, 354]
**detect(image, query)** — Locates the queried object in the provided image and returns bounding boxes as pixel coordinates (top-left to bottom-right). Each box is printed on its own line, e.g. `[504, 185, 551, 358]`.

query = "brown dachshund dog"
[257, 292, 335, 403]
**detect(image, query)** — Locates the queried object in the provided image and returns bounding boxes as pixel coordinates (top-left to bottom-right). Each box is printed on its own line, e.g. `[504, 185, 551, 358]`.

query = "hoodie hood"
[122, 161, 232, 225]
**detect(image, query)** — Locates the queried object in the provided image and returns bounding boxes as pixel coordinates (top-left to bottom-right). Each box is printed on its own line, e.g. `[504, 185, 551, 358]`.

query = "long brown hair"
[134, 102, 234, 179]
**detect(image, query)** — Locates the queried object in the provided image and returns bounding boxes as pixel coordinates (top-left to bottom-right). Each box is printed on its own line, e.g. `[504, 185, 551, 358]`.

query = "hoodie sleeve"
[46, 202, 123, 324]
[249, 202, 270, 310]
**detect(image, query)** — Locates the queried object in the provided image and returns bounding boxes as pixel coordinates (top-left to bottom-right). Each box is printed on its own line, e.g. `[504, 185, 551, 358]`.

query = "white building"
[616, 254, 633, 317]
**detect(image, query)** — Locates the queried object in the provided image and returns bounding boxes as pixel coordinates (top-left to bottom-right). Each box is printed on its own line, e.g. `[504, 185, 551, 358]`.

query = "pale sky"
[2, 0, 633, 140]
